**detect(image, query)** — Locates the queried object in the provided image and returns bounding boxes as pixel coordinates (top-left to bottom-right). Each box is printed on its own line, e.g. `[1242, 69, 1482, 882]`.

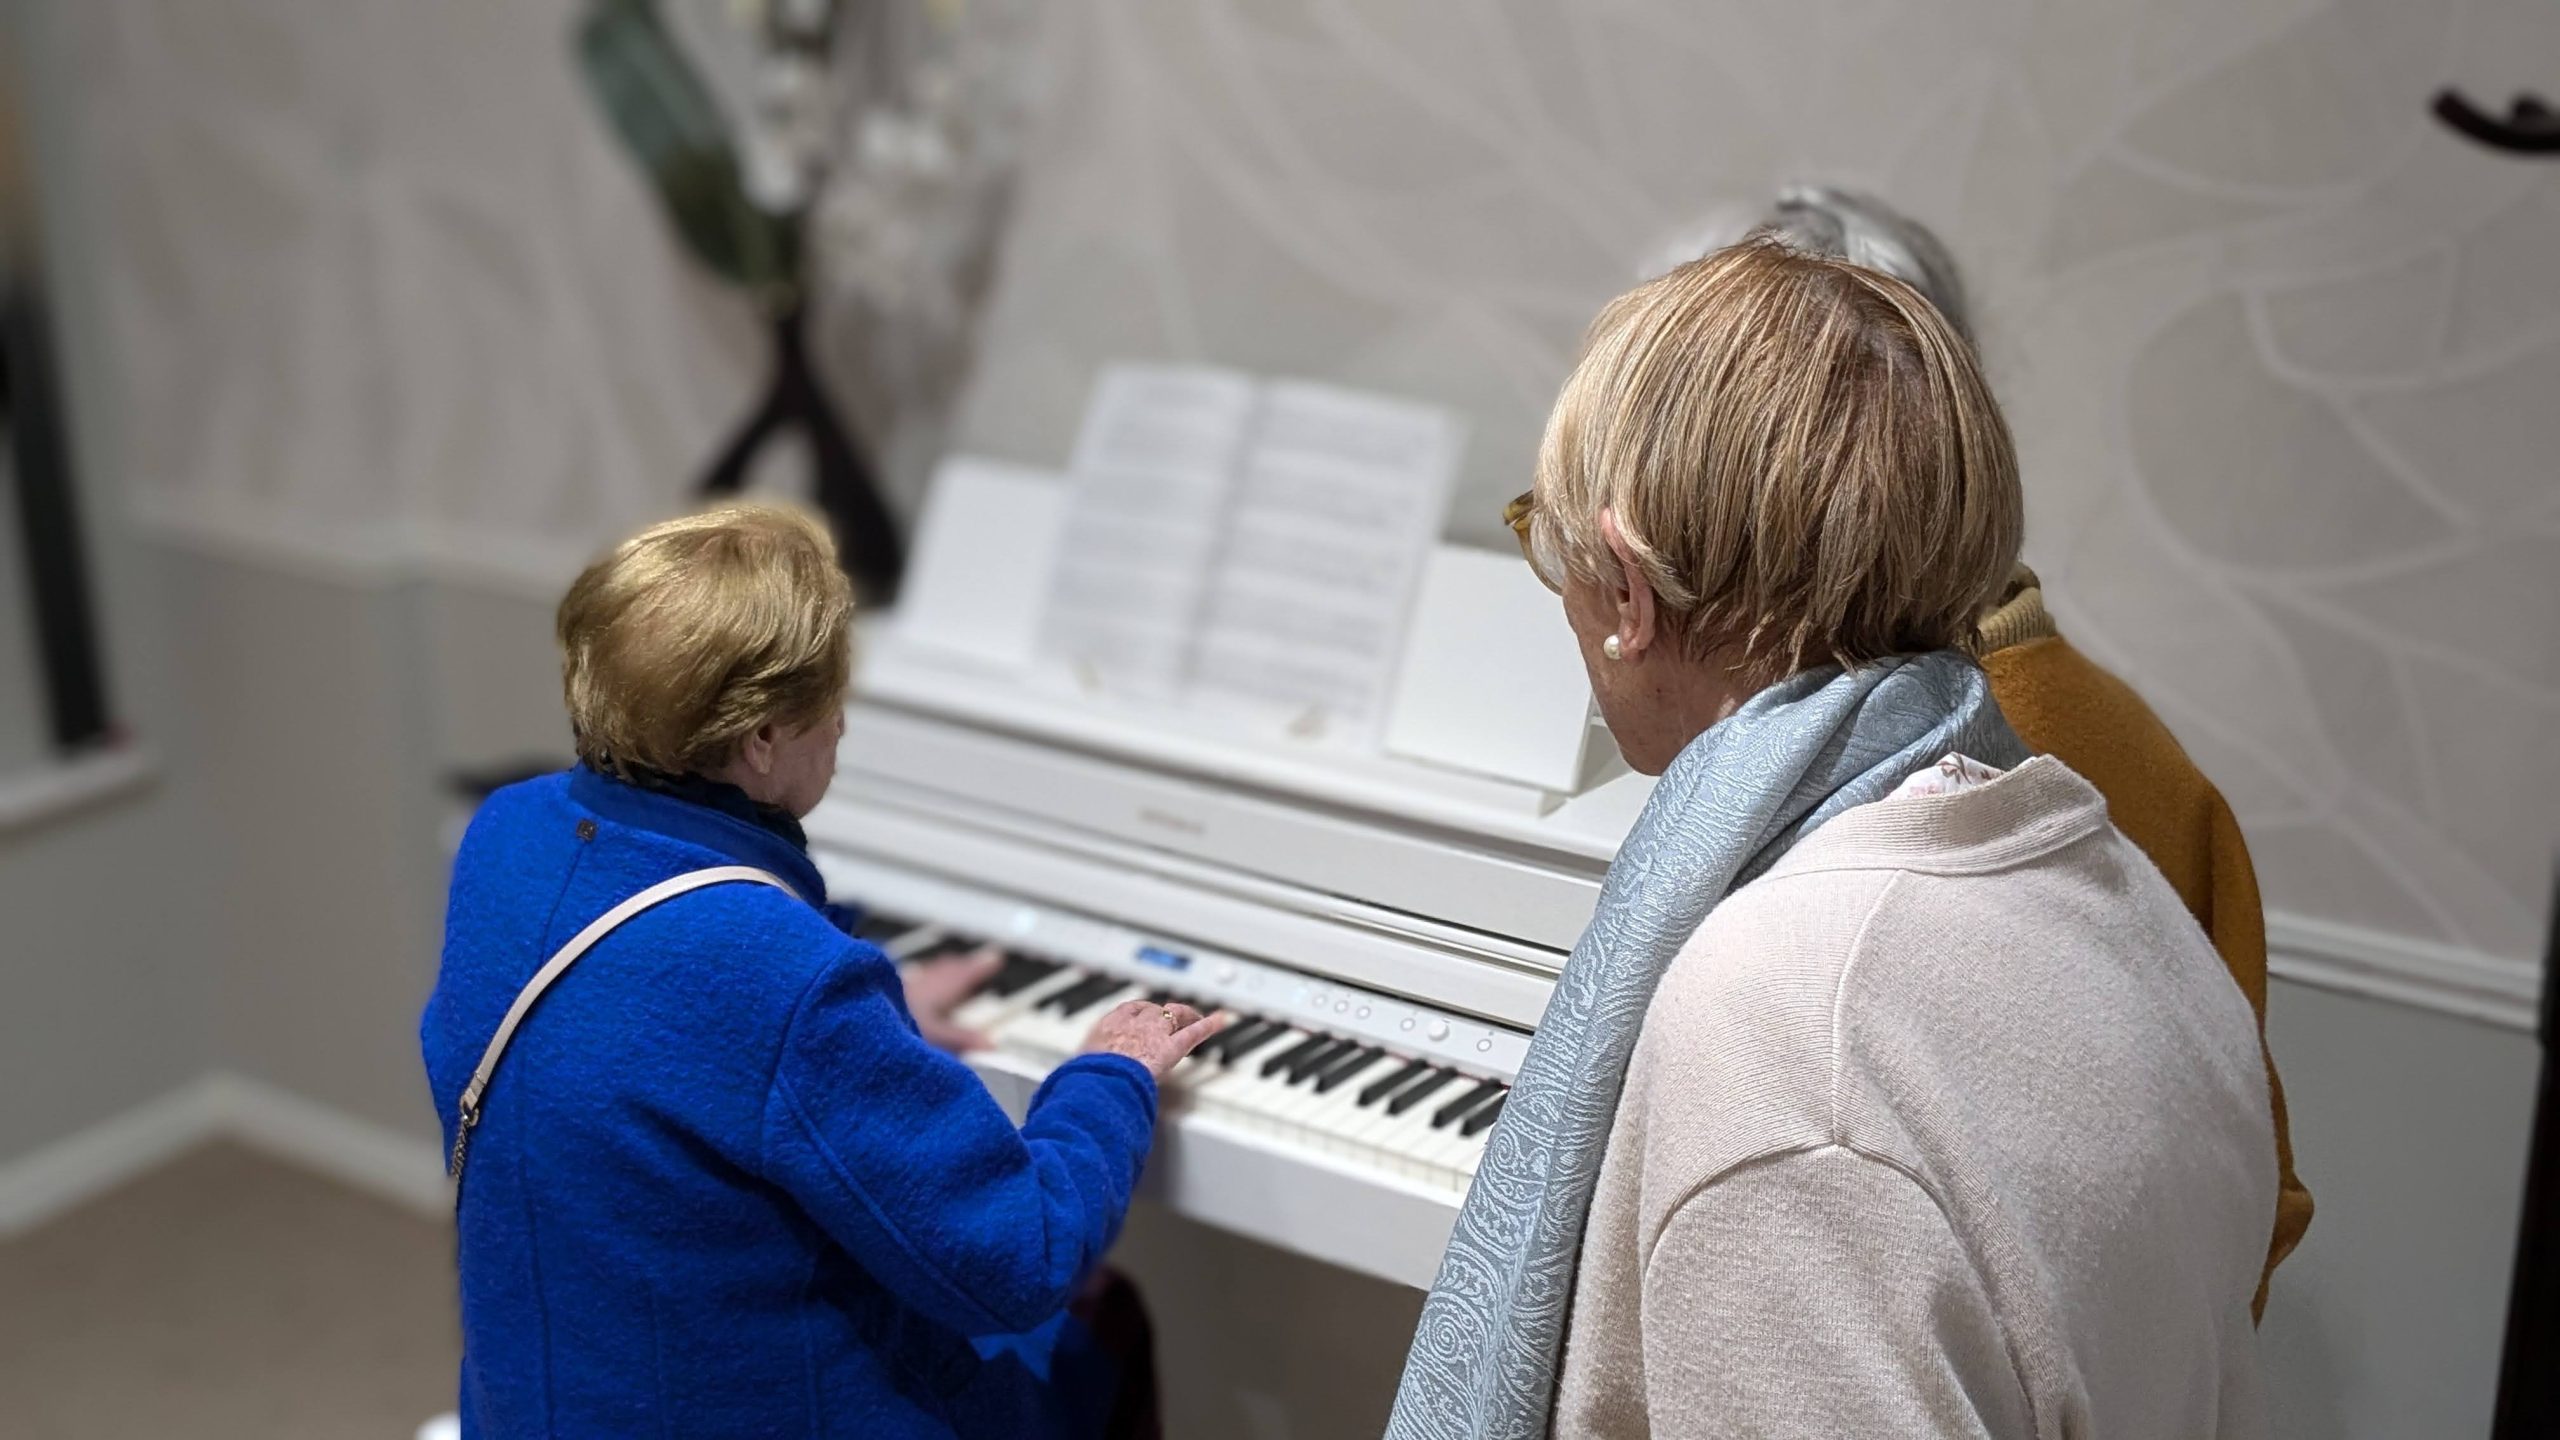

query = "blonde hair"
[556, 503, 854, 779]
[1534, 237, 2020, 675]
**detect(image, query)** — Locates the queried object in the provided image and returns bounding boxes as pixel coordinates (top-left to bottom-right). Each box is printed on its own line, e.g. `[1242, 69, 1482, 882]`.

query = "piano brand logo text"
[1136, 806, 1207, 837]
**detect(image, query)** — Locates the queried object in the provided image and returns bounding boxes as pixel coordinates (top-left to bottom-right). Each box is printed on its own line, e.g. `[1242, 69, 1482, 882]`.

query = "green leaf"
[575, 0, 798, 295]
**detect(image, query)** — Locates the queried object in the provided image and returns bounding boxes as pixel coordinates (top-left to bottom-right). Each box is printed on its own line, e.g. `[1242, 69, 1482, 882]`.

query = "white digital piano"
[803, 634, 1653, 1289]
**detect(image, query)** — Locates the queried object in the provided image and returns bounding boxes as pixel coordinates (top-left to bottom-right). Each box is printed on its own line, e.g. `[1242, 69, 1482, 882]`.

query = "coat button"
[575, 819, 597, 841]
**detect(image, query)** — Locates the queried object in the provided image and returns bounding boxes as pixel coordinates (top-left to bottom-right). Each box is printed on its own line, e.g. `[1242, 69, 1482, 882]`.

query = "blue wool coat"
[421, 766, 1158, 1438]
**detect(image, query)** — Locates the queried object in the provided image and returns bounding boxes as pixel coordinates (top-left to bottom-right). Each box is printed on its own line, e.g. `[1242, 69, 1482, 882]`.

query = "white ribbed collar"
[1758, 754, 2111, 882]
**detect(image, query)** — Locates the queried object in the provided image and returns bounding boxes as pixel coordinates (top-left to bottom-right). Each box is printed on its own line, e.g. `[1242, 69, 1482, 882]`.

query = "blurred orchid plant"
[574, 0, 1036, 601]
[578, 0, 1027, 322]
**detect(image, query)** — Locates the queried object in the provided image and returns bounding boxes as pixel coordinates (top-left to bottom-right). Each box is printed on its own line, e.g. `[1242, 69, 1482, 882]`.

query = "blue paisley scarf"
[1386, 652, 2026, 1439]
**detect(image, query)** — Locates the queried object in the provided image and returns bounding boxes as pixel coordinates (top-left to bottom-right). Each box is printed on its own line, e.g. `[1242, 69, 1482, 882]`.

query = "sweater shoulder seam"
[1827, 872, 1905, 1146]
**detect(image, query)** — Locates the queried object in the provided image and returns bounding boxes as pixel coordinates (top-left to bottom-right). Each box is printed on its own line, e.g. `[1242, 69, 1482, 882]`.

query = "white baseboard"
[2267, 910, 2543, 1033]
[205, 1075, 453, 1217]
[0, 917, 2537, 1241]
[0, 744, 159, 837]
[0, 1073, 451, 1239]
[0, 1079, 227, 1237]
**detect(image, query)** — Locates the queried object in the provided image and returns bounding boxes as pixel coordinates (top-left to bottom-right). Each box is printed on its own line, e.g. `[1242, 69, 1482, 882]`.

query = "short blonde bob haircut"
[556, 503, 853, 780]
[1534, 237, 2021, 675]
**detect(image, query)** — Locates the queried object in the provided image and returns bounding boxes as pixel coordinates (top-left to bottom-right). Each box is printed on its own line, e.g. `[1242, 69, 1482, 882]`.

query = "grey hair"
[1754, 186, 1972, 343]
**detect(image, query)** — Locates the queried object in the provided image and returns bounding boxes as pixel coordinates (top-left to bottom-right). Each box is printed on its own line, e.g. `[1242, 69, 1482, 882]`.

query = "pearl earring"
[1602, 634, 1624, 661]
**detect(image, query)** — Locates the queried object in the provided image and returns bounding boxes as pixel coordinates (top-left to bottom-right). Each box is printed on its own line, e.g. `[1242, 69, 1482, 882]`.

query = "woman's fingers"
[1078, 998, 1231, 1076]
[1168, 1009, 1228, 1054]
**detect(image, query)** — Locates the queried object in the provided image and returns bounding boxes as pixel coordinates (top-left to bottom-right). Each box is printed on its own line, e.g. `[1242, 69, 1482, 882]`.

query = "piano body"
[805, 638, 1652, 1289]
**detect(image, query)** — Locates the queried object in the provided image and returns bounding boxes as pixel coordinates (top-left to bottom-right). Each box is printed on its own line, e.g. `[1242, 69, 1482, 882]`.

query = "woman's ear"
[738, 723, 779, 777]
[1598, 509, 1660, 660]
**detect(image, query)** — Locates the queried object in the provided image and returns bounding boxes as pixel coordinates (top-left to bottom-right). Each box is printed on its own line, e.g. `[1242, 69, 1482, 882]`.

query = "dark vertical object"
[697, 303, 905, 607]
[1, 285, 111, 751]
[2493, 876, 2560, 1438]
[2434, 89, 2560, 155]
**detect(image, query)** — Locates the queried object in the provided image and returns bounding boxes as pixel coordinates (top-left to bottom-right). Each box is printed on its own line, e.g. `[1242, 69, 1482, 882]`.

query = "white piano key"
[1030, 983, 1149, 1060]
[1414, 1087, 1504, 1174]
[1265, 1046, 1358, 1124]
[1298, 1054, 1410, 1157]
[1188, 1028, 1314, 1120]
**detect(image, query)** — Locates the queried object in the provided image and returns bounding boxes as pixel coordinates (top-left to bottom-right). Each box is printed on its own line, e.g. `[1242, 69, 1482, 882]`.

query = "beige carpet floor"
[0, 1141, 459, 1439]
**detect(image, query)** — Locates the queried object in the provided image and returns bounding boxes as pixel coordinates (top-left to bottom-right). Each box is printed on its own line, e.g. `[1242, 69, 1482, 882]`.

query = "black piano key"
[1040, 973, 1120, 1015]
[985, 953, 1061, 997]
[1459, 1093, 1508, 1137]
[1284, 1038, 1354, 1085]
[1199, 1016, 1270, 1062]
[1277, 1037, 1341, 1084]
[1260, 1032, 1331, 1078]
[1433, 1079, 1507, 1130]
[1356, 1058, 1429, 1107]
[906, 935, 978, 963]
[1385, 1068, 1460, 1116]
[1063, 979, 1139, 1018]
[1186, 1016, 1245, 1061]
[1143, 988, 1174, 1007]
[1217, 1020, 1288, 1065]
[1312, 1045, 1385, 1094]
[1029, 971, 1096, 1013]
[1187, 1016, 1243, 1061]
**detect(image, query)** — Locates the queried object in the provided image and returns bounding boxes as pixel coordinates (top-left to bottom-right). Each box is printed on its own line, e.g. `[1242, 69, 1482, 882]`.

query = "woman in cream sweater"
[1751, 185, 2309, 1318]
[1389, 243, 2274, 1438]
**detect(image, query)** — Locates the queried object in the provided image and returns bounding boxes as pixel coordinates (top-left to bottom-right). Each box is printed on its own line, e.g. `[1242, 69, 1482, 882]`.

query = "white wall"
[2260, 985, 2540, 1440]
[5, 3, 2552, 1437]
[956, 0, 2560, 968]
[0, 8, 215, 1163]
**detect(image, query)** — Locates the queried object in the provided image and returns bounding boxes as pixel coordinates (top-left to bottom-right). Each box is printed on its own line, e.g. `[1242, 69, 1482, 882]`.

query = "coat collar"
[565, 764, 827, 904]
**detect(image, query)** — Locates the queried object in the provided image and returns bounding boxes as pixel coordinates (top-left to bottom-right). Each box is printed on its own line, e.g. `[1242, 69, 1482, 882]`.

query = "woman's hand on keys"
[1081, 999, 1228, 1079]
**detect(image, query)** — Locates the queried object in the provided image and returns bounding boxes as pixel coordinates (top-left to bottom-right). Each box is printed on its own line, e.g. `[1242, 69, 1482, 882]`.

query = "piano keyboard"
[886, 925, 1517, 1195]
[830, 880, 1535, 1287]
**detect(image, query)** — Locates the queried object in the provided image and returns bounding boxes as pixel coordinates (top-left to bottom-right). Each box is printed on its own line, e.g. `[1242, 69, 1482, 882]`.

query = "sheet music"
[1189, 382, 1459, 744]
[1038, 365, 1258, 699]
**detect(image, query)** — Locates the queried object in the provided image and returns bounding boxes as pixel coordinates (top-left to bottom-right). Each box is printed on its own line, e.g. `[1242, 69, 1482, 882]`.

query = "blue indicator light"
[1135, 945, 1192, 971]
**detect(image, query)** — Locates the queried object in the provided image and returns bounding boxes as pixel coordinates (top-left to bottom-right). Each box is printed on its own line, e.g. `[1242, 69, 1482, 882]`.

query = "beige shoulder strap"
[448, 865, 796, 1182]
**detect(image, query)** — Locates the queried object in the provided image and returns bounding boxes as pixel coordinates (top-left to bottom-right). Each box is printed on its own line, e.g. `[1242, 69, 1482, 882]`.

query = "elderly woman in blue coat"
[421, 504, 1221, 1438]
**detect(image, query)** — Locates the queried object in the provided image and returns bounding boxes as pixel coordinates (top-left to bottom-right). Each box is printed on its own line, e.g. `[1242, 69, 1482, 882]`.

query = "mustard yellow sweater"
[1978, 570, 2310, 1319]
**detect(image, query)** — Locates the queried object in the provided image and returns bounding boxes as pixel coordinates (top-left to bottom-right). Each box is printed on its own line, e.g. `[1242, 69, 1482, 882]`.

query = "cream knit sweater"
[1554, 756, 2275, 1438]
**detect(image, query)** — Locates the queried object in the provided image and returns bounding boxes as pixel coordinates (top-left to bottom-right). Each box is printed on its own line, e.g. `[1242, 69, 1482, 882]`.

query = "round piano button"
[1215, 961, 1239, 983]
[1335, 999, 1350, 1014]
[1400, 1017, 1415, 1031]
[1357, 1005, 1371, 1020]
[1476, 1037, 1494, 1052]
[1426, 1019, 1451, 1042]
[1311, 989, 1330, 1008]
